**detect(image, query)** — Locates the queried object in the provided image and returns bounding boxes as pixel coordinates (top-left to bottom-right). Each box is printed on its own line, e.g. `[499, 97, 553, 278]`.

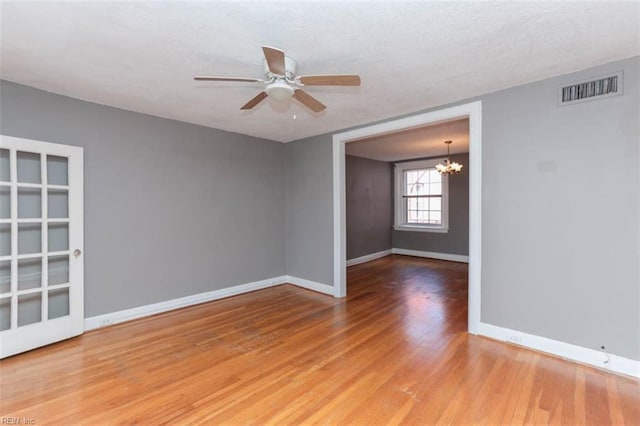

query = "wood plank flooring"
[1, 255, 638, 424]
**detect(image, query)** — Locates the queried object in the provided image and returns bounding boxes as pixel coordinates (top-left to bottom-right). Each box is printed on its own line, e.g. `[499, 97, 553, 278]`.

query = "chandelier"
[435, 140, 463, 175]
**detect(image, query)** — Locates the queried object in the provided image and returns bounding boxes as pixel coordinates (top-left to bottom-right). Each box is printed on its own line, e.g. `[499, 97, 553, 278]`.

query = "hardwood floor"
[1, 255, 638, 424]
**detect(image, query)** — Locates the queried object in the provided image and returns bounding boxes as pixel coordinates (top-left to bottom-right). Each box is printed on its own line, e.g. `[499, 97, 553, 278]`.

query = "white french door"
[0, 135, 84, 358]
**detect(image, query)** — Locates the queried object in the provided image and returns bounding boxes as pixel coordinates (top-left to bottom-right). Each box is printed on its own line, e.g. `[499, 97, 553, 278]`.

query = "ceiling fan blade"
[262, 46, 286, 76]
[194, 76, 263, 83]
[293, 89, 326, 112]
[298, 75, 361, 86]
[240, 91, 268, 110]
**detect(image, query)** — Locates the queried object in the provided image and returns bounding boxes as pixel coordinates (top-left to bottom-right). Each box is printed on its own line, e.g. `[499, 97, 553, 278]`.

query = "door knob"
[73, 249, 82, 258]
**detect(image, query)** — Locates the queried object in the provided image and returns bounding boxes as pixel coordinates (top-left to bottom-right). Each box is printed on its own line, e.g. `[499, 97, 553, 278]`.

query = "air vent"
[559, 71, 623, 105]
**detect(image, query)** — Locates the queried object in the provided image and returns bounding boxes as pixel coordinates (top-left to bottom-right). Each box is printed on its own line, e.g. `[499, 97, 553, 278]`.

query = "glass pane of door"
[18, 187, 42, 218]
[0, 149, 9, 182]
[0, 187, 9, 219]
[18, 293, 41, 327]
[18, 258, 42, 290]
[48, 288, 69, 319]
[48, 255, 69, 286]
[0, 224, 10, 257]
[0, 260, 11, 294]
[17, 151, 41, 184]
[0, 261, 10, 294]
[0, 298, 10, 331]
[18, 223, 41, 255]
[47, 155, 68, 186]
[48, 223, 68, 252]
[48, 189, 68, 218]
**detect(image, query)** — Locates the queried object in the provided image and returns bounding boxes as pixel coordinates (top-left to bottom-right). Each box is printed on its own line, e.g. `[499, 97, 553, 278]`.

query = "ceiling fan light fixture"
[266, 80, 294, 101]
[194, 45, 360, 111]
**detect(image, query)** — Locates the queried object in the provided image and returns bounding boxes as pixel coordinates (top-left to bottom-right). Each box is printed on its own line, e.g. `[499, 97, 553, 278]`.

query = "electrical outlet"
[506, 334, 522, 345]
[99, 317, 114, 328]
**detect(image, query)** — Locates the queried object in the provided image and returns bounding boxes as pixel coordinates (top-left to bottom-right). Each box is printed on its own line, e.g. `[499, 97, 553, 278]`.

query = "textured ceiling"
[1, 2, 638, 143]
[346, 118, 469, 162]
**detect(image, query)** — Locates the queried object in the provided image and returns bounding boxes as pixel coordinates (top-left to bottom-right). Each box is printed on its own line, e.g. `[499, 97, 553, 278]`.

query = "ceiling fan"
[194, 46, 361, 112]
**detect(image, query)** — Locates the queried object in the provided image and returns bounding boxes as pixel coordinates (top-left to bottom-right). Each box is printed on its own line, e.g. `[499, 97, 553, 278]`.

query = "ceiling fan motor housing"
[264, 56, 298, 80]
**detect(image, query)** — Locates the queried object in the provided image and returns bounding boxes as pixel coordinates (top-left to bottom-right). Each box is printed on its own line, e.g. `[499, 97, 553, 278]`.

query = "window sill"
[394, 225, 449, 233]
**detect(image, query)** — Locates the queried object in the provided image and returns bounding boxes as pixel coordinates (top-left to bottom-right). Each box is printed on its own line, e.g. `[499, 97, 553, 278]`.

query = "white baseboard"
[346, 249, 392, 267]
[85, 275, 335, 331]
[391, 248, 469, 263]
[283, 275, 335, 296]
[85, 276, 288, 331]
[478, 322, 639, 379]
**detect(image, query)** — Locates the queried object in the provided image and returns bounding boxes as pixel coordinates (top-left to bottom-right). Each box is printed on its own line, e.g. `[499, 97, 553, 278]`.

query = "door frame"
[332, 101, 482, 334]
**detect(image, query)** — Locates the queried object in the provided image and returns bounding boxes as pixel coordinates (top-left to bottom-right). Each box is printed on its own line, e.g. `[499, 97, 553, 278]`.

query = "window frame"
[394, 158, 449, 233]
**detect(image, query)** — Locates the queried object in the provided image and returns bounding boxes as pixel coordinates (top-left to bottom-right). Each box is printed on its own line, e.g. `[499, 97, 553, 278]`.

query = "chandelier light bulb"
[436, 140, 463, 175]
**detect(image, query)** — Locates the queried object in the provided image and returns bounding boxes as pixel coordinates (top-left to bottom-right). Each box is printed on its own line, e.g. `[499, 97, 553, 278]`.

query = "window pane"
[415, 169, 427, 183]
[429, 198, 441, 211]
[405, 170, 416, 185]
[429, 169, 441, 183]
[429, 182, 442, 195]
[406, 180, 419, 195]
[430, 211, 442, 224]
[419, 182, 430, 195]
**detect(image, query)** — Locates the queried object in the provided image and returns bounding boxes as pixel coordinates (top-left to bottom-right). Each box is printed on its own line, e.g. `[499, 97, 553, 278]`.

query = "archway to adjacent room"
[332, 101, 482, 334]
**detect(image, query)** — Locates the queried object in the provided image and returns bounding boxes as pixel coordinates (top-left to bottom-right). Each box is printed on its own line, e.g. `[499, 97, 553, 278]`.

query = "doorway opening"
[332, 101, 482, 334]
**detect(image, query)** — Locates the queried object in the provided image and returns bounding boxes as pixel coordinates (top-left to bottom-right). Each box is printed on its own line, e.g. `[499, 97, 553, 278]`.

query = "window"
[394, 159, 449, 233]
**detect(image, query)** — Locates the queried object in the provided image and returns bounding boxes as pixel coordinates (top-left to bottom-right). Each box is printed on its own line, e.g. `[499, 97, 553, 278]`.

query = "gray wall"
[285, 135, 333, 284]
[0, 80, 286, 317]
[285, 56, 639, 360]
[481, 58, 639, 360]
[3, 56, 638, 360]
[345, 155, 393, 260]
[392, 153, 469, 255]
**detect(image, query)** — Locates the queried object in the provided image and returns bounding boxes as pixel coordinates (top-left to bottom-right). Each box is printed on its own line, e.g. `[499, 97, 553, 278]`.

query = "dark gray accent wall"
[284, 56, 639, 360]
[346, 155, 393, 260]
[0, 80, 286, 317]
[392, 153, 469, 255]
